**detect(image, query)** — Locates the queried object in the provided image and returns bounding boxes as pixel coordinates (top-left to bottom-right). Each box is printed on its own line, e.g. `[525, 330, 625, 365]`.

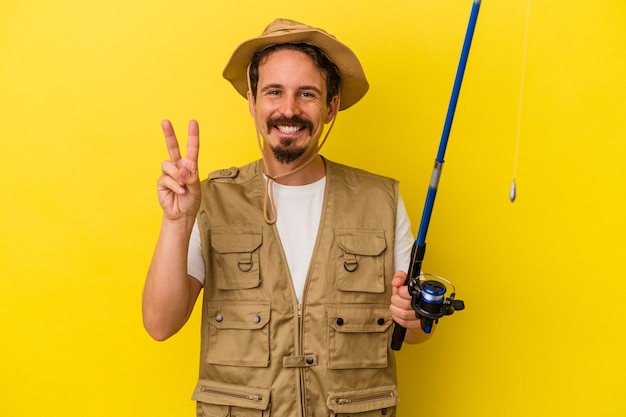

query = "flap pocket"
[205, 301, 271, 367]
[327, 385, 399, 415]
[210, 227, 262, 290]
[335, 229, 386, 293]
[192, 379, 270, 411]
[326, 304, 392, 369]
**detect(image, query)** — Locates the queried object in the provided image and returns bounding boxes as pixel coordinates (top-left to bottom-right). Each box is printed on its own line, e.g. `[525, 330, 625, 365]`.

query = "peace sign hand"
[157, 120, 201, 222]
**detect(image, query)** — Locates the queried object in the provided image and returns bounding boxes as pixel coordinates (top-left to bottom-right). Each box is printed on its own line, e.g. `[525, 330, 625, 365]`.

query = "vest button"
[336, 318, 344, 326]
[215, 314, 223, 322]
[305, 356, 314, 365]
[378, 318, 385, 325]
[252, 315, 261, 324]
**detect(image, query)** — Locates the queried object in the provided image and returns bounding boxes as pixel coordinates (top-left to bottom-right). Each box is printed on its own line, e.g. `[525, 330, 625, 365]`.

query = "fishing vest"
[192, 158, 401, 417]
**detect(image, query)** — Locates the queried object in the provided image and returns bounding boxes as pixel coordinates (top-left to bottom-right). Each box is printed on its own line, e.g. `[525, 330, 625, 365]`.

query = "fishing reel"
[408, 274, 465, 333]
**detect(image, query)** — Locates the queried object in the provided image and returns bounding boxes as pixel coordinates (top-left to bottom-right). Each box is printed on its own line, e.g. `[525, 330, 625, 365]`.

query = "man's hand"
[390, 270, 434, 344]
[157, 120, 201, 221]
[142, 120, 203, 341]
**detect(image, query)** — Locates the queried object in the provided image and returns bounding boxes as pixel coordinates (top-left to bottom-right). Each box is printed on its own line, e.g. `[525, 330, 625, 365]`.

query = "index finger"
[186, 120, 200, 164]
[161, 119, 182, 162]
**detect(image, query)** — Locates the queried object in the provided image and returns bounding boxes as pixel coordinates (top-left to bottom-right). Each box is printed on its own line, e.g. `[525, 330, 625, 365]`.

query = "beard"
[271, 139, 308, 164]
[266, 115, 315, 164]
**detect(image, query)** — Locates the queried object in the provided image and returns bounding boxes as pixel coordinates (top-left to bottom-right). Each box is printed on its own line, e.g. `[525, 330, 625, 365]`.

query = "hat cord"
[255, 98, 338, 225]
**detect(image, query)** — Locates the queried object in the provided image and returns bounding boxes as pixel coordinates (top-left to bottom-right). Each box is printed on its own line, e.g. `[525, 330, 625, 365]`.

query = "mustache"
[266, 115, 314, 134]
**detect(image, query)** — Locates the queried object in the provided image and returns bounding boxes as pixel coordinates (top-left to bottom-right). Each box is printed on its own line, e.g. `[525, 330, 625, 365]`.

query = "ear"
[325, 95, 339, 123]
[247, 90, 256, 117]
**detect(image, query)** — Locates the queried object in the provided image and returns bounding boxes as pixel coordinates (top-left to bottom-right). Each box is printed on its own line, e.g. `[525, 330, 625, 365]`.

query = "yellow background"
[1, 0, 625, 416]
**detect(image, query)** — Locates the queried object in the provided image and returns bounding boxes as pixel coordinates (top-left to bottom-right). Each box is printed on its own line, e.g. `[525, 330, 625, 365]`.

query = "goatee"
[267, 115, 314, 164]
[271, 140, 308, 164]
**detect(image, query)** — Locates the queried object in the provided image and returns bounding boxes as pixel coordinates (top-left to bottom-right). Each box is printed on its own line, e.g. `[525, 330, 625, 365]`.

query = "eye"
[300, 90, 318, 100]
[261, 87, 282, 97]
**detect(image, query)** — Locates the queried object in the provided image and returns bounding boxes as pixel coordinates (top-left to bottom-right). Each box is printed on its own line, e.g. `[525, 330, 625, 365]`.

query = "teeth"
[278, 125, 300, 134]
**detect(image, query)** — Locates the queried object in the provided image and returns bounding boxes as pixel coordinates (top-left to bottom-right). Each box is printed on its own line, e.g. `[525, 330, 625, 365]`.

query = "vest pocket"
[327, 385, 399, 416]
[210, 227, 262, 290]
[335, 229, 386, 293]
[192, 378, 271, 416]
[326, 304, 392, 369]
[206, 301, 270, 367]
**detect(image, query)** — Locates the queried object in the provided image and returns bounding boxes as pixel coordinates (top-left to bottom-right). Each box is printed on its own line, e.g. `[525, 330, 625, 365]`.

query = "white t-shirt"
[187, 177, 414, 302]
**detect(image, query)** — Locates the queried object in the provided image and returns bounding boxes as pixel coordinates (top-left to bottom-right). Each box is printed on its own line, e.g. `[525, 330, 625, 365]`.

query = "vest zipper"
[297, 302, 305, 417]
[334, 390, 396, 405]
[199, 386, 263, 404]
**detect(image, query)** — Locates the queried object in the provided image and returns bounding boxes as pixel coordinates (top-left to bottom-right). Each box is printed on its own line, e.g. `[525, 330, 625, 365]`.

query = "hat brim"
[223, 26, 368, 111]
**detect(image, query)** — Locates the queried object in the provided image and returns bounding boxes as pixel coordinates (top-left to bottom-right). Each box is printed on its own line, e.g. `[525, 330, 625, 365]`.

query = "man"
[143, 18, 431, 416]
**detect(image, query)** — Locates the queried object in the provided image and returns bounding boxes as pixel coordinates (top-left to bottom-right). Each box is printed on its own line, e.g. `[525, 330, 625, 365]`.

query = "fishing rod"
[391, 0, 481, 351]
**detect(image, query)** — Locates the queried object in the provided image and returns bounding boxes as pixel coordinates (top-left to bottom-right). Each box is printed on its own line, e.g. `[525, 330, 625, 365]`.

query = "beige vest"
[192, 158, 401, 417]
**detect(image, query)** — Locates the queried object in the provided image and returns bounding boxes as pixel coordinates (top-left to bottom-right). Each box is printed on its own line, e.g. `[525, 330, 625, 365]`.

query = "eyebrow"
[261, 83, 323, 96]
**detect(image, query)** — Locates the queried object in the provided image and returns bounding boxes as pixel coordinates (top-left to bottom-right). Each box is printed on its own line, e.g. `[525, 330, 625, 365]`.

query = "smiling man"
[143, 18, 432, 416]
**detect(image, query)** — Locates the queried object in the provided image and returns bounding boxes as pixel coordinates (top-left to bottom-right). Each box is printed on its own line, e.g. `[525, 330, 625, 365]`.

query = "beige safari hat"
[222, 18, 369, 111]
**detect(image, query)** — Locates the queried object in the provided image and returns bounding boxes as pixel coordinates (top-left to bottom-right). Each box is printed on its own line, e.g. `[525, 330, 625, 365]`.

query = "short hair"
[248, 42, 342, 106]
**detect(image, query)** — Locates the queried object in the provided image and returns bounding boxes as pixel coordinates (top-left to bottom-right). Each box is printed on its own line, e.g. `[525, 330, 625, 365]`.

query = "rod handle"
[390, 243, 425, 351]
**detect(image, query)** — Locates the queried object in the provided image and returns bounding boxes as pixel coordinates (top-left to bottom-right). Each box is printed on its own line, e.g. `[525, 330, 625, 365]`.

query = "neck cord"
[255, 105, 338, 224]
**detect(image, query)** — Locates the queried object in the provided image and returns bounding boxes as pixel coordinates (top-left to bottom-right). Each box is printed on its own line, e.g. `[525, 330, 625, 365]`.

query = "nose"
[279, 93, 301, 118]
